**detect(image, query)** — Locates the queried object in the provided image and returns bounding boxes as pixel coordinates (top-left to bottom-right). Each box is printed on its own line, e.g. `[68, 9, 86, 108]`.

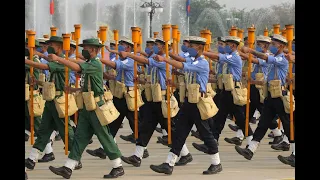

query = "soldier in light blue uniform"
[234, 34, 295, 167]
[191, 36, 226, 152]
[68, 40, 77, 86]
[202, 36, 255, 146]
[224, 35, 279, 145]
[149, 36, 222, 175]
[37, 38, 50, 80]
[118, 38, 158, 144]
[119, 37, 173, 167]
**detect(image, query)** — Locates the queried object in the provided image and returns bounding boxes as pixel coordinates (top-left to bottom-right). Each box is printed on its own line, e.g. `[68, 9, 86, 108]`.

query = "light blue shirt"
[40, 51, 49, 79]
[149, 54, 172, 90]
[145, 53, 156, 75]
[267, 53, 288, 86]
[183, 56, 209, 93]
[251, 58, 270, 80]
[115, 57, 134, 87]
[218, 51, 242, 81]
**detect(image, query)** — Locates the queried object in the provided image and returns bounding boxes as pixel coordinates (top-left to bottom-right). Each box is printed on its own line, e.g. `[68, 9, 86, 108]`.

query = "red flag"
[50, 0, 54, 15]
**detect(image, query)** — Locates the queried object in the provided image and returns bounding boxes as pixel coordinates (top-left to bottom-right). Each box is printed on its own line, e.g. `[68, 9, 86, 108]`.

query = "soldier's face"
[146, 42, 154, 49]
[270, 41, 283, 50]
[49, 42, 62, 54]
[257, 41, 269, 50]
[110, 44, 115, 49]
[156, 42, 164, 53]
[217, 41, 225, 47]
[183, 41, 190, 48]
[40, 43, 48, 52]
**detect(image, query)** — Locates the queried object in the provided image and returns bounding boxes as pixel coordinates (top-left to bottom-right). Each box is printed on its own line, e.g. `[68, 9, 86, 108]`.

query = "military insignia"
[193, 61, 199, 65]
[122, 59, 128, 64]
[227, 55, 233, 59]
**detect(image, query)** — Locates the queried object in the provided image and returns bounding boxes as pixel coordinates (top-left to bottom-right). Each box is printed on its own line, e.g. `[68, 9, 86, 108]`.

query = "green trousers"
[25, 101, 42, 136]
[68, 109, 121, 161]
[33, 101, 74, 152]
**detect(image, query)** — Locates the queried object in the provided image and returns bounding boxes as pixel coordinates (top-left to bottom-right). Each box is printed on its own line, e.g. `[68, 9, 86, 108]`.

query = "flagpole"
[187, 16, 189, 36]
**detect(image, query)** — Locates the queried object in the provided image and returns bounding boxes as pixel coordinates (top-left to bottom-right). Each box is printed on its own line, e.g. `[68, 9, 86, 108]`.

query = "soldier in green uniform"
[25, 39, 42, 142]
[48, 38, 124, 179]
[25, 36, 78, 170]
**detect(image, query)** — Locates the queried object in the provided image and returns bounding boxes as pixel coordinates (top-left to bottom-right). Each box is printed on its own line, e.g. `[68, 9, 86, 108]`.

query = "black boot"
[191, 130, 202, 140]
[38, 152, 55, 163]
[155, 127, 162, 134]
[74, 161, 82, 170]
[121, 155, 141, 167]
[175, 153, 193, 166]
[119, 133, 136, 143]
[268, 131, 274, 138]
[250, 117, 257, 124]
[271, 141, 290, 151]
[228, 124, 239, 132]
[49, 166, 72, 179]
[25, 133, 29, 142]
[25, 158, 35, 170]
[224, 137, 243, 146]
[203, 164, 223, 174]
[142, 149, 149, 159]
[192, 143, 209, 154]
[86, 147, 107, 159]
[150, 163, 173, 175]
[55, 134, 62, 141]
[103, 166, 125, 178]
[88, 139, 93, 144]
[278, 153, 295, 167]
[235, 146, 253, 160]
[120, 123, 124, 128]
[269, 135, 283, 145]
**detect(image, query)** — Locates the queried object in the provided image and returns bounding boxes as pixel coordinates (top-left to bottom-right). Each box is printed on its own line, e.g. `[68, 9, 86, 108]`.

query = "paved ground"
[25, 119, 295, 180]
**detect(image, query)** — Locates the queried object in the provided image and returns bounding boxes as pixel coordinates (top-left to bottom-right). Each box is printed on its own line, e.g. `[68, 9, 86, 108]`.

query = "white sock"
[25, 130, 31, 136]
[282, 135, 289, 143]
[191, 125, 197, 131]
[157, 124, 161, 128]
[111, 158, 122, 168]
[291, 143, 295, 155]
[162, 129, 168, 136]
[100, 145, 104, 149]
[280, 123, 284, 131]
[114, 137, 117, 144]
[165, 152, 178, 167]
[236, 129, 244, 140]
[271, 128, 282, 137]
[133, 145, 145, 159]
[64, 158, 78, 171]
[56, 131, 59, 135]
[248, 140, 259, 153]
[246, 135, 253, 144]
[144, 147, 147, 150]
[50, 131, 57, 142]
[69, 120, 76, 127]
[180, 144, 189, 156]
[28, 148, 40, 162]
[210, 152, 221, 165]
[43, 142, 53, 154]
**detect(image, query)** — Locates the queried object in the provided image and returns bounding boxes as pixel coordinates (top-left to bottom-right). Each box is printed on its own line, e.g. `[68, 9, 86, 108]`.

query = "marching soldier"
[25, 39, 42, 142]
[224, 35, 277, 145]
[48, 38, 125, 178]
[25, 36, 77, 170]
[118, 37, 173, 167]
[199, 36, 255, 148]
[86, 37, 149, 159]
[234, 34, 295, 167]
[149, 36, 222, 175]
